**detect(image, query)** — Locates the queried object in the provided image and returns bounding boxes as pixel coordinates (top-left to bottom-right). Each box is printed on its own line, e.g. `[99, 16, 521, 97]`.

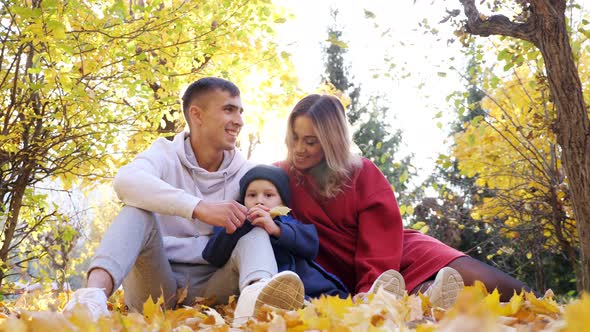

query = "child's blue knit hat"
[239, 165, 291, 205]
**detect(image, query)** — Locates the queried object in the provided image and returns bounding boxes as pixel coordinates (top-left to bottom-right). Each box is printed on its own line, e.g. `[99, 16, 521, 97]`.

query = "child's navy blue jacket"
[202, 214, 349, 299]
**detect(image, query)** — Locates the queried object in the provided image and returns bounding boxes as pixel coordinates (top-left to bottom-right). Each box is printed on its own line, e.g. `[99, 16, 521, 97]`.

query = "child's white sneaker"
[233, 271, 304, 324]
[369, 269, 406, 298]
[424, 267, 464, 309]
[63, 287, 110, 321]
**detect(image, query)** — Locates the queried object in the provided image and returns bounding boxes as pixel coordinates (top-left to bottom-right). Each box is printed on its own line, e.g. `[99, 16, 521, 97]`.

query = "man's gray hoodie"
[114, 131, 255, 264]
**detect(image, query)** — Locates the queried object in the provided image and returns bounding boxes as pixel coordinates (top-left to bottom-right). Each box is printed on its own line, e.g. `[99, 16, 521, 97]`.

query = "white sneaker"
[424, 267, 464, 309]
[233, 271, 304, 324]
[368, 269, 405, 298]
[63, 287, 110, 321]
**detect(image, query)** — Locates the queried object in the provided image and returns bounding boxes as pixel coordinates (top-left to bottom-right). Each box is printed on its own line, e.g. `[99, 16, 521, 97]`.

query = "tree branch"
[460, 0, 537, 44]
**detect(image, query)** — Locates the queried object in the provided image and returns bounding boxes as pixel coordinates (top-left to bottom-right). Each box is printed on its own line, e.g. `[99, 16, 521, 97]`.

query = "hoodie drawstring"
[222, 171, 227, 200]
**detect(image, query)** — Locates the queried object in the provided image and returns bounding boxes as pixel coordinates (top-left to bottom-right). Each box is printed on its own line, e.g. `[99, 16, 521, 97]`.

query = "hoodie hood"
[173, 132, 248, 199]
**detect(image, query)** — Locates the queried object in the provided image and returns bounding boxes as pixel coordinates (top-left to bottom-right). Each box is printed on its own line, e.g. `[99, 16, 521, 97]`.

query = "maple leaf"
[64, 303, 105, 330]
[436, 314, 505, 332]
[298, 304, 334, 331]
[0, 315, 27, 332]
[270, 206, 291, 218]
[143, 294, 165, 324]
[562, 292, 590, 332]
[310, 294, 354, 318]
[503, 291, 524, 316]
[165, 307, 207, 328]
[418, 292, 432, 314]
[482, 288, 524, 317]
[443, 285, 486, 318]
[415, 325, 436, 332]
[203, 307, 227, 326]
[282, 310, 304, 328]
[176, 287, 189, 306]
[371, 289, 423, 326]
[524, 291, 560, 317]
[20, 310, 77, 331]
[338, 302, 377, 330]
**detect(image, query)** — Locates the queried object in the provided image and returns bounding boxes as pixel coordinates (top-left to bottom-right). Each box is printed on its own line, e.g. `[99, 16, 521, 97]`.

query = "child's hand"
[248, 206, 281, 237]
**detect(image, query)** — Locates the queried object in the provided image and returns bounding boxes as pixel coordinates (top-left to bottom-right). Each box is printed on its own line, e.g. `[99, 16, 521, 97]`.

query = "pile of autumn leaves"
[0, 281, 587, 331]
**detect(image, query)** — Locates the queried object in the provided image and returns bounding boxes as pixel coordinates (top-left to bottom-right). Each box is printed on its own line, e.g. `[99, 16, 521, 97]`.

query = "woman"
[276, 94, 535, 306]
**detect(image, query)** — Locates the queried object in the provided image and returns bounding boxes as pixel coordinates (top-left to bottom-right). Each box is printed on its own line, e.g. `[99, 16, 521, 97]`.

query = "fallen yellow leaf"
[563, 292, 590, 332]
[270, 206, 291, 218]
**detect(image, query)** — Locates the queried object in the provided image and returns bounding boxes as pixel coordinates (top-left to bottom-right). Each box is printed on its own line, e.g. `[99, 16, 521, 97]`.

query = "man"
[64, 77, 304, 321]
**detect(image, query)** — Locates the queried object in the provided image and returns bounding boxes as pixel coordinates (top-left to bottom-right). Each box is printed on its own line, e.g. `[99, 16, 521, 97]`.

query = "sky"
[256, 0, 467, 185]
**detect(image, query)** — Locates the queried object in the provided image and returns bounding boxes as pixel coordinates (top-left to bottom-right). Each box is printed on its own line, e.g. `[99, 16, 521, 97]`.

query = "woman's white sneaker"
[369, 269, 406, 298]
[424, 267, 464, 309]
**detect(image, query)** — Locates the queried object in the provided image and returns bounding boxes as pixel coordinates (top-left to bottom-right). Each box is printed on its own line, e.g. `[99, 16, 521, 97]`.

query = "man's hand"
[248, 206, 281, 237]
[193, 200, 248, 233]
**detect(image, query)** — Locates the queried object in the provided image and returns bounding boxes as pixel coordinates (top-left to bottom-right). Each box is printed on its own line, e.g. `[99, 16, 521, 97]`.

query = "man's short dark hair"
[181, 77, 240, 117]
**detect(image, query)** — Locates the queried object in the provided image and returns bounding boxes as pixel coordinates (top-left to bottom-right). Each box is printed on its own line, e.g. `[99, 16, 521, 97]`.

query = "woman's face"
[291, 115, 325, 171]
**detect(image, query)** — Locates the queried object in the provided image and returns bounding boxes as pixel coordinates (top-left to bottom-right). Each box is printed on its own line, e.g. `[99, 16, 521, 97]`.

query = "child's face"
[244, 179, 283, 209]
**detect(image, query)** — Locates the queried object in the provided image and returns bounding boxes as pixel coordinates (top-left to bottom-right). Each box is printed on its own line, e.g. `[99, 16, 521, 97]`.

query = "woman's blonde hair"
[286, 94, 362, 198]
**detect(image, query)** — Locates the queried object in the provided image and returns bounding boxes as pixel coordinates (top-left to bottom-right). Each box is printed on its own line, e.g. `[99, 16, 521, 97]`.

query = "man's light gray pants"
[89, 206, 277, 311]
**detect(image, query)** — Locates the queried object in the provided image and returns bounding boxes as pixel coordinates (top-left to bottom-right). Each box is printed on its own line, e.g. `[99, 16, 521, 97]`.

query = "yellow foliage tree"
[454, 44, 589, 290]
[455, 0, 590, 292]
[0, 0, 298, 289]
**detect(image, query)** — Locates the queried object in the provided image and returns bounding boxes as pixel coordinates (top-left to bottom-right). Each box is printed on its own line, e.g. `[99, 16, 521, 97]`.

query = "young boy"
[203, 165, 405, 300]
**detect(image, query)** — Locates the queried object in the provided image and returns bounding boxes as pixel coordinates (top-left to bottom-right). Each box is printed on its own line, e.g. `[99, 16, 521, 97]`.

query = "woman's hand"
[248, 206, 281, 237]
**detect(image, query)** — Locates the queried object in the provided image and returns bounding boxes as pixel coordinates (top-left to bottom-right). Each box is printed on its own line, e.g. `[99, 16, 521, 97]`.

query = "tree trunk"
[535, 11, 590, 292]
[460, 0, 590, 292]
[0, 166, 33, 287]
[550, 184, 583, 291]
[0, 36, 41, 288]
